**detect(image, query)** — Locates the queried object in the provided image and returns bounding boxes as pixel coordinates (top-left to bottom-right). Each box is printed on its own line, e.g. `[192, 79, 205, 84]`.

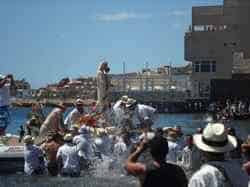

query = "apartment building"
[185, 0, 250, 99]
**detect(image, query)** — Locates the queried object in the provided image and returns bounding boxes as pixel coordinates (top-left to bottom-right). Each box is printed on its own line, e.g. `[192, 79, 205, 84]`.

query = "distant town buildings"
[36, 77, 96, 100]
[111, 65, 191, 92]
[15, 79, 32, 99]
[28, 64, 191, 103]
[110, 65, 191, 102]
[185, 0, 250, 99]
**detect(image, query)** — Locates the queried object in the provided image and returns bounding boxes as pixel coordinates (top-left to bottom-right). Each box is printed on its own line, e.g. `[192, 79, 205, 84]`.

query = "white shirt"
[166, 140, 182, 164]
[56, 143, 80, 174]
[73, 134, 94, 160]
[135, 104, 156, 121]
[113, 100, 126, 127]
[189, 161, 249, 187]
[113, 139, 127, 157]
[0, 84, 10, 107]
[180, 146, 201, 171]
[64, 108, 85, 129]
[24, 144, 45, 175]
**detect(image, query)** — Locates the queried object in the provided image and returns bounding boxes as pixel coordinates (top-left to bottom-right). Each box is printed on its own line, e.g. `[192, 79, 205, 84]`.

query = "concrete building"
[185, 0, 250, 99]
[110, 65, 191, 102]
[111, 66, 173, 92]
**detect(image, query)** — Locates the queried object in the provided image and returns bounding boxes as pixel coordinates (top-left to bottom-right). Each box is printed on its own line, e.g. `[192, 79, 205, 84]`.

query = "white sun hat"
[125, 98, 137, 108]
[63, 133, 73, 141]
[193, 123, 237, 153]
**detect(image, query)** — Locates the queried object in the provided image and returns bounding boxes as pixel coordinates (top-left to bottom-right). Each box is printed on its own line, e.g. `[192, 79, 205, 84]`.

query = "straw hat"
[120, 95, 129, 104]
[166, 128, 179, 141]
[125, 98, 137, 108]
[55, 102, 67, 109]
[193, 123, 237, 153]
[63, 133, 73, 141]
[75, 99, 84, 106]
[23, 135, 35, 144]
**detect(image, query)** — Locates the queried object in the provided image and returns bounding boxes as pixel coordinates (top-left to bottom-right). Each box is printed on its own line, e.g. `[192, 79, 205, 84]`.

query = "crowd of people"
[209, 98, 250, 121]
[16, 95, 250, 187]
[2, 67, 250, 187]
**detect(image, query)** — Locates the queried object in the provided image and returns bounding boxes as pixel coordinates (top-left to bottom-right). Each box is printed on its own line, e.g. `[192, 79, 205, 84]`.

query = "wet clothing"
[24, 144, 45, 176]
[40, 108, 66, 138]
[113, 138, 127, 157]
[166, 140, 182, 164]
[126, 161, 187, 187]
[64, 108, 85, 129]
[73, 134, 94, 160]
[131, 104, 156, 128]
[56, 143, 81, 176]
[189, 160, 249, 187]
[181, 146, 201, 171]
[113, 100, 126, 127]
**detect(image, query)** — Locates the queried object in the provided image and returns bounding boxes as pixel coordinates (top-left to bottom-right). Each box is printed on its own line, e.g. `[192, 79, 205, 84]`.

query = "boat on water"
[0, 135, 24, 174]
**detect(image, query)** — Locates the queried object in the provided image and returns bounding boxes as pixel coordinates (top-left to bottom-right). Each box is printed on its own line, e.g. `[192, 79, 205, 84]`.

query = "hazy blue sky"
[0, 0, 222, 88]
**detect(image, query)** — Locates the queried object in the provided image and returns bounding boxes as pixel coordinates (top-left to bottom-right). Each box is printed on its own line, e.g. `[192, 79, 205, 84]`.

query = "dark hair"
[149, 136, 169, 160]
[228, 127, 236, 136]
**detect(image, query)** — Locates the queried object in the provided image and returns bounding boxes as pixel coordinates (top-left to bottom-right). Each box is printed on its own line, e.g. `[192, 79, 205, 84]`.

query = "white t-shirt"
[0, 84, 10, 107]
[166, 140, 182, 164]
[56, 143, 80, 174]
[136, 104, 156, 121]
[113, 139, 127, 157]
[64, 108, 85, 129]
[73, 134, 94, 160]
[189, 161, 249, 187]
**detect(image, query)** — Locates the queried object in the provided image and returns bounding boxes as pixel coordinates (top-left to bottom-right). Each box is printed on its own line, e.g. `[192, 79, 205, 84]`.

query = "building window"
[194, 25, 205, 31]
[193, 62, 200, 72]
[201, 61, 211, 72]
[212, 61, 216, 72]
[193, 60, 216, 73]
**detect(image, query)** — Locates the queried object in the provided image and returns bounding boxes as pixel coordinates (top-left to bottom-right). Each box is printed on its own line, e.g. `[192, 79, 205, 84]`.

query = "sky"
[0, 0, 223, 88]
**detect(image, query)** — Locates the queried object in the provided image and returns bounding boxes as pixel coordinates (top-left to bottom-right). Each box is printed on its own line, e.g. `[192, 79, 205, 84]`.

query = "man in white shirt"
[73, 126, 94, 164]
[23, 135, 45, 175]
[180, 135, 201, 178]
[64, 99, 86, 129]
[189, 123, 249, 187]
[125, 98, 157, 129]
[0, 74, 15, 135]
[112, 95, 128, 127]
[165, 128, 182, 164]
[57, 134, 81, 177]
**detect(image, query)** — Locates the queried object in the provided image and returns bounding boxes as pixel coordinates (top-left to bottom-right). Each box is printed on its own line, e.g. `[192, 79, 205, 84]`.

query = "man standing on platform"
[64, 99, 86, 129]
[40, 103, 67, 138]
[0, 74, 16, 135]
